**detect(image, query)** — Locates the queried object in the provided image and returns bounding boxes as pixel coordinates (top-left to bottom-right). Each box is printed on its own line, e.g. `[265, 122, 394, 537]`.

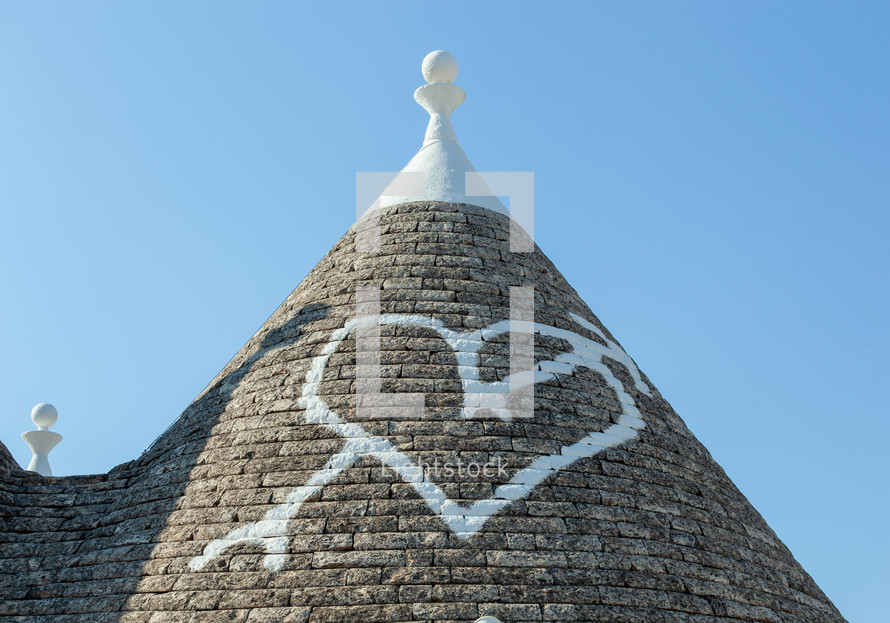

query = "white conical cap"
[22, 402, 62, 477]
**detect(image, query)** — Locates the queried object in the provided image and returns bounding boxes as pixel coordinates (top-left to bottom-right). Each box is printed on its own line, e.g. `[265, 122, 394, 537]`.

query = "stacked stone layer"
[0, 202, 846, 622]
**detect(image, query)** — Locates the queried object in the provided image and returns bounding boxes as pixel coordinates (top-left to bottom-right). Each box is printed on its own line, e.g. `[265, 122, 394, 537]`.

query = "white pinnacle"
[21, 403, 62, 477]
[377, 51, 505, 213]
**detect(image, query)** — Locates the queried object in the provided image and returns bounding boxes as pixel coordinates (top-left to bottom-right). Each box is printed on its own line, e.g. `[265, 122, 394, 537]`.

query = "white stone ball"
[31, 403, 58, 429]
[422, 50, 458, 84]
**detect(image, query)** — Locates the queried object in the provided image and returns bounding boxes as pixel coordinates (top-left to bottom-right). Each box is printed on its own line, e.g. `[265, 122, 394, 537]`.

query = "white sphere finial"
[31, 402, 58, 430]
[422, 50, 458, 84]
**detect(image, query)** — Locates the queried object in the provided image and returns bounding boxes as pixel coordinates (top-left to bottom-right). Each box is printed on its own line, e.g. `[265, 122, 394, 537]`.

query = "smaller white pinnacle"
[22, 403, 62, 477]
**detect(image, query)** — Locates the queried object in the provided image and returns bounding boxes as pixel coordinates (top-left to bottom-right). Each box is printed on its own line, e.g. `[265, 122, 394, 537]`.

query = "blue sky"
[1, 2, 887, 620]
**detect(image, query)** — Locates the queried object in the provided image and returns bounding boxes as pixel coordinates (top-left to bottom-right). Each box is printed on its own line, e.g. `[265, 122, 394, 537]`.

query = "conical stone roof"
[0, 53, 846, 623]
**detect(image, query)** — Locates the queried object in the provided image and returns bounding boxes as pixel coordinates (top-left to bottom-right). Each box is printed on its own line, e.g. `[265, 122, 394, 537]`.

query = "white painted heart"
[190, 313, 651, 571]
